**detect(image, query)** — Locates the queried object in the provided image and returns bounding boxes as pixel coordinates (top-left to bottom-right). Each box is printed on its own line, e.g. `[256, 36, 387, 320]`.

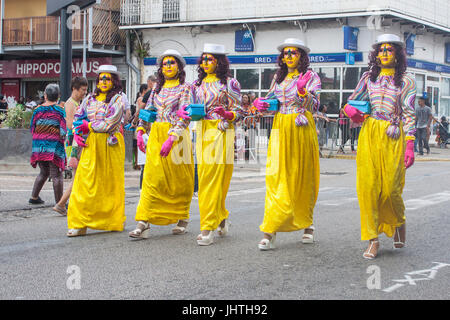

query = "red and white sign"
[0, 57, 112, 79]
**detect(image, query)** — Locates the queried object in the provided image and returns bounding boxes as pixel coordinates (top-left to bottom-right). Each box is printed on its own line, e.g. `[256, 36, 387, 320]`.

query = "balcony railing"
[119, 0, 450, 30]
[2, 6, 125, 47]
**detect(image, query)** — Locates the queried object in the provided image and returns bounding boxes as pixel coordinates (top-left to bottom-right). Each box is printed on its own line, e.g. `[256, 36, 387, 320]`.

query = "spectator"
[132, 83, 149, 170]
[25, 96, 37, 109]
[29, 84, 66, 206]
[338, 103, 351, 153]
[437, 116, 448, 148]
[141, 75, 157, 107]
[415, 97, 432, 155]
[315, 104, 335, 156]
[0, 95, 7, 121]
[16, 96, 26, 111]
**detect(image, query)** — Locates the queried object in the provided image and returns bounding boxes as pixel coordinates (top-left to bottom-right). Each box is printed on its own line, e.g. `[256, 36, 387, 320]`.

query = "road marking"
[404, 191, 450, 210]
[227, 187, 266, 197]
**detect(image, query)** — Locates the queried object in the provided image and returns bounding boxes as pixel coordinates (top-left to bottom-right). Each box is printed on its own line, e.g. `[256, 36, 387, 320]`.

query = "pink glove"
[160, 135, 176, 157]
[297, 70, 312, 95]
[253, 98, 269, 112]
[214, 106, 234, 120]
[176, 105, 191, 120]
[404, 140, 415, 169]
[137, 130, 146, 154]
[74, 134, 87, 148]
[75, 120, 90, 135]
[343, 104, 365, 123]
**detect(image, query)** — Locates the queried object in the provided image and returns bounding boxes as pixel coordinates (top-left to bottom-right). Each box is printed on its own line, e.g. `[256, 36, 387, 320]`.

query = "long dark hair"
[275, 48, 310, 84]
[195, 54, 232, 86]
[368, 43, 407, 88]
[155, 56, 186, 94]
[94, 73, 122, 103]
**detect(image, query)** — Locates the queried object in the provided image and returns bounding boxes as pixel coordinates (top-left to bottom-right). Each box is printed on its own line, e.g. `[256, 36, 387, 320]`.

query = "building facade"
[0, 0, 127, 104]
[120, 0, 450, 117]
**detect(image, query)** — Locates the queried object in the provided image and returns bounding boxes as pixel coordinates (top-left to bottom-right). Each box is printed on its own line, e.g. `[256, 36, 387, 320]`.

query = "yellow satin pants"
[357, 117, 406, 241]
[135, 122, 194, 225]
[196, 119, 234, 231]
[67, 131, 126, 231]
[260, 112, 320, 234]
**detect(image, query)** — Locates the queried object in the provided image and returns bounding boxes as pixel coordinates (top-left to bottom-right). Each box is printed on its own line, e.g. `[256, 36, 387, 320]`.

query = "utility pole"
[60, 8, 73, 102]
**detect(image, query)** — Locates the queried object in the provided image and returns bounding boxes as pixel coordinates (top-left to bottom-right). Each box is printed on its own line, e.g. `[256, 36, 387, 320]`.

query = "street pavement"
[0, 148, 449, 300]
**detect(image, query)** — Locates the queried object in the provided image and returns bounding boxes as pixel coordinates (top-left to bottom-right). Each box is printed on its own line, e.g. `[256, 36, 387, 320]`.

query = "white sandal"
[129, 221, 150, 239]
[258, 233, 276, 251]
[217, 219, 230, 237]
[67, 227, 87, 237]
[363, 240, 379, 260]
[302, 225, 315, 244]
[393, 225, 406, 249]
[197, 231, 214, 246]
[172, 219, 189, 235]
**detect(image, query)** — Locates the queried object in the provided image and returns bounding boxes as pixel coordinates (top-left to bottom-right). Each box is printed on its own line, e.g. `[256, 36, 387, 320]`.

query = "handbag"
[348, 100, 371, 114]
[186, 104, 206, 121]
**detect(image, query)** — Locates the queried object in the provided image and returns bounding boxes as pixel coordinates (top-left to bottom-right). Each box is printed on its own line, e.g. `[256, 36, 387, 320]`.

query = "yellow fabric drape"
[135, 122, 194, 225]
[357, 117, 406, 241]
[196, 119, 234, 231]
[67, 131, 125, 231]
[260, 112, 320, 234]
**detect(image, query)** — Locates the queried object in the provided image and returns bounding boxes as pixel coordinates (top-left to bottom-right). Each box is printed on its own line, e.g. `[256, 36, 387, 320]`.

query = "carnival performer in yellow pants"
[253, 38, 322, 250]
[344, 34, 416, 259]
[130, 49, 194, 239]
[67, 65, 126, 236]
[190, 43, 244, 246]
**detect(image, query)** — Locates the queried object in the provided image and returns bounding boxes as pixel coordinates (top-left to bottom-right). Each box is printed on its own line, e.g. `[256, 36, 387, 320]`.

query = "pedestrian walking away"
[190, 43, 244, 246]
[344, 34, 416, 259]
[253, 38, 321, 250]
[130, 49, 194, 240]
[29, 84, 66, 206]
[415, 97, 432, 155]
[67, 65, 126, 237]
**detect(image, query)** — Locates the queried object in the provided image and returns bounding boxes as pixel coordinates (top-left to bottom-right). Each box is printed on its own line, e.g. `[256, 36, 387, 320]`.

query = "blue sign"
[446, 43, 450, 64]
[345, 53, 355, 65]
[343, 26, 359, 51]
[404, 33, 416, 56]
[408, 58, 450, 74]
[144, 52, 364, 66]
[235, 30, 255, 52]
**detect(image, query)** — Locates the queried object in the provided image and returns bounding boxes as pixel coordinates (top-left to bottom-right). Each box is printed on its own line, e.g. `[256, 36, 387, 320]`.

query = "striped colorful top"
[75, 93, 124, 134]
[140, 83, 191, 137]
[266, 71, 321, 114]
[191, 78, 244, 121]
[30, 105, 67, 171]
[348, 72, 416, 136]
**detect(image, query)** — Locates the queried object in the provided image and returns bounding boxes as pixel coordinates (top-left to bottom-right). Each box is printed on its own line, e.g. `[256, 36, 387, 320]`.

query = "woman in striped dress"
[130, 49, 194, 239]
[189, 43, 244, 246]
[67, 65, 126, 237]
[29, 84, 66, 205]
[344, 34, 416, 259]
[253, 39, 322, 250]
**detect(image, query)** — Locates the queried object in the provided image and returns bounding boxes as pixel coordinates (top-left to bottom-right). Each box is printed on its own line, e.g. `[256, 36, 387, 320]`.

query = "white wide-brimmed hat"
[94, 64, 121, 76]
[372, 34, 405, 48]
[277, 38, 310, 54]
[156, 49, 186, 68]
[202, 43, 227, 55]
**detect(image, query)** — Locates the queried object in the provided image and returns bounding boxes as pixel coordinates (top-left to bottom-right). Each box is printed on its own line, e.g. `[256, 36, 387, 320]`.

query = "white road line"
[404, 191, 450, 210]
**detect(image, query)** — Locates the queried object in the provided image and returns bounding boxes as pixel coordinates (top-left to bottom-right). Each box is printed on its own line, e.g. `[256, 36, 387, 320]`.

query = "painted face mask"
[162, 56, 179, 79]
[377, 43, 396, 68]
[97, 72, 113, 93]
[282, 46, 301, 68]
[201, 54, 218, 74]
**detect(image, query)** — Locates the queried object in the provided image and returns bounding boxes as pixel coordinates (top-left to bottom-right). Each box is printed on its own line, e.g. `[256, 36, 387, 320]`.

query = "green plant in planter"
[1, 107, 33, 129]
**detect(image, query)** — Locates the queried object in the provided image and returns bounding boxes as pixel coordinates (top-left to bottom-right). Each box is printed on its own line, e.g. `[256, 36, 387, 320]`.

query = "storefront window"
[415, 74, 425, 95]
[236, 69, 259, 90]
[319, 92, 340, 114]
[313, 67, 340, 90]
[442, 78, 450, 97]
[440, 98, 450, 117]
[261, 68, 277, 89]
[342, 67, 368, 90]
